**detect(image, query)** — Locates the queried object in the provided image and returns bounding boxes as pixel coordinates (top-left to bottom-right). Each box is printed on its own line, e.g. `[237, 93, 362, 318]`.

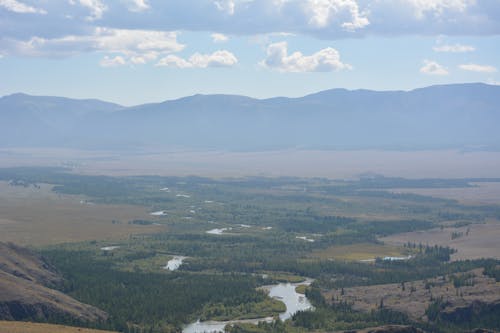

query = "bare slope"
[0, 242, 107, 323]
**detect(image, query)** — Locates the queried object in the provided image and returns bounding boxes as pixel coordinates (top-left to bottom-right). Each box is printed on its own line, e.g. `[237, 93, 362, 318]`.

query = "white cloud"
[1, 28, 184, 61]
[420, 60, 449, 75]
[304, 0, 369, 31]
[261, 41, 351, 72]
[130, 51, 158, 64]
[433, 43, 475, 52]
[156, 54, 193, 68]
[1, 0, 499, 56]
[190, 50, 238, 67]
[156, 50, 238, 68]
[211, 33, 229, 43]
[459, 63, 497, 73]
[214, 0, 235, 15]
[406, 0, 473, 19]
[0, 0, 46, 14]
[71, 0, 107, 20]
[127, 0, 150, 12]
[100, 55, 126, 67]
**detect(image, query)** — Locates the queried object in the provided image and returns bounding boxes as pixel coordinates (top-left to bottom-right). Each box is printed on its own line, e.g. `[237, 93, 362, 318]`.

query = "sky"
[0, 0, 499, 105]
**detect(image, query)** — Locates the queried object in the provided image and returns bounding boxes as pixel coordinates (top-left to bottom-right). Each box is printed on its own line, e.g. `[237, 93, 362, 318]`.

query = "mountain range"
[1, 83, 499, 151]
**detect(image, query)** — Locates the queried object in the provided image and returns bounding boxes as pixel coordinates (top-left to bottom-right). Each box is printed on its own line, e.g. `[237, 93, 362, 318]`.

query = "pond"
[163, 256, 187, 271]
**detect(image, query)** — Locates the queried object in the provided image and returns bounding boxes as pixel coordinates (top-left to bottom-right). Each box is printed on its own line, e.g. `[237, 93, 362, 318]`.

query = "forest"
[1, 167, 499, 333]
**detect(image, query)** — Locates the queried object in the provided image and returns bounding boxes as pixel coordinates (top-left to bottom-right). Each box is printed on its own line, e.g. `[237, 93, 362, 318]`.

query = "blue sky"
[1, 0, 499, 105]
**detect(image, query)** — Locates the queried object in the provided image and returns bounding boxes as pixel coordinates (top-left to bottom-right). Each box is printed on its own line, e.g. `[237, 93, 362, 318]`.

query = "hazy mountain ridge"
[1, 83, 499, 151]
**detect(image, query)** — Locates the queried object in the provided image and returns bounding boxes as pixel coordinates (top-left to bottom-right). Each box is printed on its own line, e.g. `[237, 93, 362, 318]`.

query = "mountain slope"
[0, 242, 107, 323]
[1, 83, 499, 151]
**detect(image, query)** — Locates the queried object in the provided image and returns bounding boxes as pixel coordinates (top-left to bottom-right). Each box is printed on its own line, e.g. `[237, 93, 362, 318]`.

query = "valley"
[0, 167, 498, 332]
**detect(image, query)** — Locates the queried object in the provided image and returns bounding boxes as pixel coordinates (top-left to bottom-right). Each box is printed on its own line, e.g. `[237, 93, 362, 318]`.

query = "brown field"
[381, 221, 500, 261]
[389, 182, 500, 205]
[0, 181, 165, 246]
[0, 321, 116, 333]
[2, 148, 500, 179]
[310, 243, 407, 261]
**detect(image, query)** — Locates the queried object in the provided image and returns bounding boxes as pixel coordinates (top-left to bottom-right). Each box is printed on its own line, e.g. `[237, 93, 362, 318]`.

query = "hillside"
[1, 83, 499, 151]
[0, 321, 116, 333]
[0, 242, 107, 323]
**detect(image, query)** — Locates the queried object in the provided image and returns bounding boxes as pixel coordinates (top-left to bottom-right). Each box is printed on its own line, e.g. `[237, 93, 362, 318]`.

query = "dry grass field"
[389, 182, 500, 205]
[0, 181, 165, 246]
[0, 321, 116, 333]
[381, 221, 500, 261]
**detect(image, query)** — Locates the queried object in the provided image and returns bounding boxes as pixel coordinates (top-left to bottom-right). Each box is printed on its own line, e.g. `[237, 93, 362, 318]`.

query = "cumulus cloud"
[0, 0, 46, 14]
[1, 0, 499, 63]
[156, 50, 238, 68]
[127, 0, 150, 12]
[0, 28, 184, 61]
[100, 55, 126, 67]
[420, 60, 449, 75]
[405, 0, 473, 19]
[211, 33, 229, 43]
[214, 0, 236, 15]
[459, 63, 497, 73]
[304, 0, 369, 31]
[69, 0, 107, 20]
[261, 41, 351, 72]
[433, 43, 475, 52]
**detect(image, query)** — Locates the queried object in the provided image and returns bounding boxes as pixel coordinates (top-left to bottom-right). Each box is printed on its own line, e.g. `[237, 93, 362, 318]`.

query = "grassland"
[0, 181, 165, 246]
[381, 221, 500, 261]
[389, 182, 500, 205]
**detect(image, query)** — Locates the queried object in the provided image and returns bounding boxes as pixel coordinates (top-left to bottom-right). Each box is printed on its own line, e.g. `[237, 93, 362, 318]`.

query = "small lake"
[100, 246, 120, 251]
[163, 256, 187, 271]
[150, 210, 167, 216]
[296, 236, 315, 242]
[206, 228, 232, 235]
[183, 279, 313, 333]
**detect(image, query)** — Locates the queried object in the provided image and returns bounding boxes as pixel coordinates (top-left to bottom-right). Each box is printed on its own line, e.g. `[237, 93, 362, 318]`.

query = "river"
[183, 279, 313, 333]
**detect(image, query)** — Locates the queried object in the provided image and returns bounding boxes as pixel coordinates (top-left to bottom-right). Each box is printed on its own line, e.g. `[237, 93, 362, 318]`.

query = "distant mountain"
[0, 93, 123, 147]
[1, 83, 499, 151]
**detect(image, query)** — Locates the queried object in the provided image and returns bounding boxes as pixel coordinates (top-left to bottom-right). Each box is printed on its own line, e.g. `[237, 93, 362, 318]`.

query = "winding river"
[183, 279, 313, 333]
